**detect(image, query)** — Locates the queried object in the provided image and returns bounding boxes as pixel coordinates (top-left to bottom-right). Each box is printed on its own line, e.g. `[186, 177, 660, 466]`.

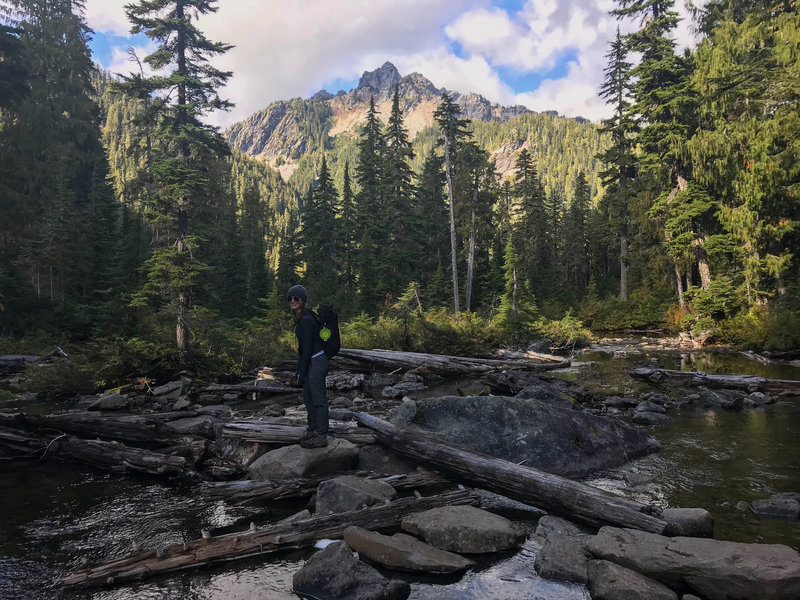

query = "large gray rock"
[632, 411, 674, 427]
[87, 392, 128, 411]
[585, 526, 800, 600]
[400, 505, 524, 554]
[357, 445, 417, 475]
[248, 438, 358, 480]
[752, 497, 800, 520]
[397, 395, 660, 477]
[315, 475, 397, 515]
[662, 508, 714, 537]
[343, 526, 474, 573]
[534, 533, 591, 584]
[292, 541, 410, 600]
[532, 515, 588, 541]
[588, 559, 678, 600]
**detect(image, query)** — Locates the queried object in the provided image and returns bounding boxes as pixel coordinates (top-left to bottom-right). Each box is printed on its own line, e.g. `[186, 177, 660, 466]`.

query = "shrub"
[535, 311, 592, 352]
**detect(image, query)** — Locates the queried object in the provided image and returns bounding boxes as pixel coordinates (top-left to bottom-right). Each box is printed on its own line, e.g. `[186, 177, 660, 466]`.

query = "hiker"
[287, 284, 330, 448]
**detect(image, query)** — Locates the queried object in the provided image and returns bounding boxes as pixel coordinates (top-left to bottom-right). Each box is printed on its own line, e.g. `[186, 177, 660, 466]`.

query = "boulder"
[534, 533, 591, 584]
[396, 395, 661, 477]
[328, 407, 354, 421]
[164, 415, 219, 436]
[641, 392, 671, 406]
[585, 526, 800, 600]
[587, 559, 678, 600]
[152, 379, 187, 400]
[400, 505, 524, 554]
[357, 445, 418, 475]
[662, 508, 714, 537]
[515, 385, 574, 407]
[292, 541, 410, 600]
[315, 475, 398, 515]
[248, 438, 359, 480]
[635, 401, 666, 414]
[197, 404, 232, 418]
[532, 515, 588, 541]
[696, 387, 743, 410]
[604, 395, 639, 408]
[751, 497, 800, 520]
[87, 392, 128, 411]
[343, 526, 474, 573]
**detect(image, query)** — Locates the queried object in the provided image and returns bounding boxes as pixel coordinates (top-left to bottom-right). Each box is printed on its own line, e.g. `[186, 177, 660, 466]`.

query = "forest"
[0, 0, 798, 391]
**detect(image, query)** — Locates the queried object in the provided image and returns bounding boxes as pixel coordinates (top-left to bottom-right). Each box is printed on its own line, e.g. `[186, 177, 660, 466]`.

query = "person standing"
[287, 284, 330, 448]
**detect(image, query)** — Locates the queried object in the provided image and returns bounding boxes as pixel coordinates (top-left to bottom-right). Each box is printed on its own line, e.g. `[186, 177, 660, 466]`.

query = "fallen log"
[354, 412, 667, 534]
[61, 489, 479, 589]
[0, 347, 67, 374]
[630, 367, 800, 396]
[0, 411, 203, 448]
[221, 421, 376, 445]
[200, 381, 295, 395]
[0, 426, 198, 479]
[202, 469, 451, 504]
[333, 348, 570, 376]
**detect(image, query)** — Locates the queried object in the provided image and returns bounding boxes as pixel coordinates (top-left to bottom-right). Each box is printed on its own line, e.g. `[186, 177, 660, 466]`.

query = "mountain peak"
[357, 61, 401, 92]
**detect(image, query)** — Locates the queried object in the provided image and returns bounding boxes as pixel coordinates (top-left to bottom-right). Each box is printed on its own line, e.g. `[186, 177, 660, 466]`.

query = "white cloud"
[83, 0, 709, 128]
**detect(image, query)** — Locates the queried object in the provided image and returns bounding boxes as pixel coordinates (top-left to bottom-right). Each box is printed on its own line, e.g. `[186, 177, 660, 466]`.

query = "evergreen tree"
[353, 96, 384, 314]
[336, 161, 357, 311]
[434, 92, 470, 313]
[301, 155, 338, 302]
[513, 149, 549, 296]
[117, 0, 232, 354]
[565, 172, 590, 298]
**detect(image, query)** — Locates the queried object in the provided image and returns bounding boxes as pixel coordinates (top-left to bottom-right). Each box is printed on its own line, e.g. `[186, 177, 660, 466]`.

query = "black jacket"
[295, 307, 324, 384]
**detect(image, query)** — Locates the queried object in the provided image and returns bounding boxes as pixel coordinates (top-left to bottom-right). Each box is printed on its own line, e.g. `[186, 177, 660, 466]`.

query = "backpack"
[315, 304, 341, 358]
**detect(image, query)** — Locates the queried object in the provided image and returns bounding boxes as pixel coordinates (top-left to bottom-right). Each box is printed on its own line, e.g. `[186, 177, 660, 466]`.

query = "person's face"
[288, 296, 304, 310]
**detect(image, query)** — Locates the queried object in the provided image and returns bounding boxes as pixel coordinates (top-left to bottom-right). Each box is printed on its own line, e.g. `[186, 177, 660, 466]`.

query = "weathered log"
[0, 426, 198, 479]
[61, 489, 479, 589]
[333, 348, 570, 376]
[630, 367, 800, 396]
[221, 421, 376, 445]
[0, 348, 67, 374]
[200, 381, 295, 395]
[202, 469, 451, 503]
[0, 411, 203, 448]
[354, 412, 667, 534]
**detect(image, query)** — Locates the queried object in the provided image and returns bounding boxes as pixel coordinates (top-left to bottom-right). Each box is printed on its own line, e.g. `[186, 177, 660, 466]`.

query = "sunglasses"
[287, 296, 303, 302]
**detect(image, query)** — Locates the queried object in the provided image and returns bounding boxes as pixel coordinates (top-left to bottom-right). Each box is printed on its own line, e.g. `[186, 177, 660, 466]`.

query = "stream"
[1, 338, 799, 599]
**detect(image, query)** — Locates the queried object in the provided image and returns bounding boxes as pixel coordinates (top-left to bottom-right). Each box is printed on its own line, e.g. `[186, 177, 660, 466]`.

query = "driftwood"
[630, 367, 800, 396]
[200, 381, 295, 395]
[0, 347, 67, 374]
[354, 412, 667, 534]
[202, 469, 451, 504]
[333, 348, 570, 376]
[0, 411, 204, 448]
[221, 421, 376, 445]
[61, 489, 479, 588]
[0, 426, 198, 479]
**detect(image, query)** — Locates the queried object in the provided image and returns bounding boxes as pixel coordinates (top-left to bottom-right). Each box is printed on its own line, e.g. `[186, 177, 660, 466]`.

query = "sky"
[83, 0, 705, 129]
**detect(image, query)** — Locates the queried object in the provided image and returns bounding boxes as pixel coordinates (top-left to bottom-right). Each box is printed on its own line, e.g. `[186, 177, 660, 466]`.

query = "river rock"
[152, 379, 187, 400]
[164, 415, 219, 436]
[398, 395, 661, 477]
[248, 438, 359, 480]
[315, 475, 398, 515]
[197, 404, 232, 418]
[534, 532, 591, 584]
[696, 387, 743, 410]
[533, 515, 589, 541]
[382, 380, 426, 399]
[585, 526, 800, 600]
[400, 505, 524, 553]
[632, 411, 674, 427]
[587, 559, 678, 600]
[357, 444, 418, 475]
[604, 395, 639, 408]
[635, 401, 666, 414]
[662, 508, 714, 537]
[87, 392, 128, 411]
[751, 497, 800, 520]
[292, 541, 410, 600]
[343, 526, 474, 573]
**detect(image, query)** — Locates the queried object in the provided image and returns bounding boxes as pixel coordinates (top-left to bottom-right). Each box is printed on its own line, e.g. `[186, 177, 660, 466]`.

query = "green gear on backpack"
[319, 326, 331, 341]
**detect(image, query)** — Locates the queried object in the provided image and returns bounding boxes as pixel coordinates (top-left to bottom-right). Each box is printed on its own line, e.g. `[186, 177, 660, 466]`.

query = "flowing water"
[1, 339, 799, 599]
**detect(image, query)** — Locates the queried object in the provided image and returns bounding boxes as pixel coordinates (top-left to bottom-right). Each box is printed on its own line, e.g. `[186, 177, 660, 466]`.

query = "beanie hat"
[287, 284, 307, 302]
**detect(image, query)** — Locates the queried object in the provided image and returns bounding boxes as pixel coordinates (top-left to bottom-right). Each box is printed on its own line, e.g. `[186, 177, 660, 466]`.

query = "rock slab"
[400, 505, 524, 554]
[248, 438, 358, 480]
[315, 475, 398, 515]
[343, 526, 474, 573]
[292, 541, 410, 600]
[585, 526, 800, 600]
[588, 559, 678, 600]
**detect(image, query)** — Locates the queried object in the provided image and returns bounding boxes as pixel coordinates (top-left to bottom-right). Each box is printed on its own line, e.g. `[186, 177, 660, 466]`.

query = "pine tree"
[336, 161, 357, 311]
[434, 92, 470, 313]
[353, 96, 385, 314]
[597, 27, 637, 301]
[301, 155, 338, 302]
[513, 149, 549, 296]
[117, 0, 232, 354]
[565, 172, 590, 299]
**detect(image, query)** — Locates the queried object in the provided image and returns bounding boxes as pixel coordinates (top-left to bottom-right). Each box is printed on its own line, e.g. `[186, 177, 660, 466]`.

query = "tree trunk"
[620, 232, 629, 302]
[630, 367, 800, 396]
[354, 413, 667, 534]
[696, 238, 711, 290]
[674, 264, 685, 308]
[443, 133, 459, 314]
[465, 205, 476, 311]
[62, 489, 479, 589]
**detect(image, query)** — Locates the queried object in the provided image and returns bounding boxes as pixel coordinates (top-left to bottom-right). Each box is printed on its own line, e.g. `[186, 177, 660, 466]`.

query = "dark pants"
[303, 353, 329, 435]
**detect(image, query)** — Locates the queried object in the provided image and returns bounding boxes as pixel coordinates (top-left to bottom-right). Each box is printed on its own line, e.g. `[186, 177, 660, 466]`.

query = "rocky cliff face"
[224, 61, 536, 173]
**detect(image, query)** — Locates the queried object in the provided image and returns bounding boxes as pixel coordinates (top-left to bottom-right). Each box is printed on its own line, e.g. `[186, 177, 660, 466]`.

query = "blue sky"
[84, 0, 703, 128]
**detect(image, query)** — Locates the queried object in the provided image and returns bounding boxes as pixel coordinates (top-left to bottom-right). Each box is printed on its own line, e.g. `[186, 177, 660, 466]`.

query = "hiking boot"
[298, 429, 315, 443]
[299, 433, 328, 449]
